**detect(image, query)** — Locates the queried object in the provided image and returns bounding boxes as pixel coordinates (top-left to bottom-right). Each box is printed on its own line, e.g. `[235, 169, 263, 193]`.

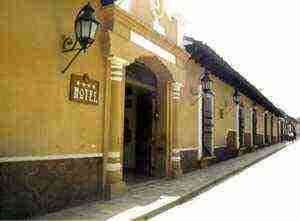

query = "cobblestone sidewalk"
[35, 143, 288, 221]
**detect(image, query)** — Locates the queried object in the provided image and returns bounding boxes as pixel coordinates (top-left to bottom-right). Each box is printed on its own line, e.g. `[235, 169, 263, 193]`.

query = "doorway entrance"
[264, 113, 268, 144]
[202, 93, 214, 157]
[239, 105, 245, 147]
[252, 109, 257, 146]
[271, 116, 274, 143]
[123, 62, 158, 185]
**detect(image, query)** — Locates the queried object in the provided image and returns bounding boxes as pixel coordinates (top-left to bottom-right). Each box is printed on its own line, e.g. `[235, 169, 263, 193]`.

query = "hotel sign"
[69, 74, 100, 105]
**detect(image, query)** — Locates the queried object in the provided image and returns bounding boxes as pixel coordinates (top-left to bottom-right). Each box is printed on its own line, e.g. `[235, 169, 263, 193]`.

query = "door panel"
[136, 92, 153, 176]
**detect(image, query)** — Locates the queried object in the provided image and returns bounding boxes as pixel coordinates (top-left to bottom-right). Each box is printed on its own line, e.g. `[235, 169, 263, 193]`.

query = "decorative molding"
[100, 5, 189, 61]
[171, 156, 181, 161]
[214, 145, 227, 149]
[150, 0, 166, 35]
[109, 56, 129, 81]
[174, 147, 199, 152]
[0, 153, 103, 163]
[130, 31, 176, 64]
[172, 82, 183, 100]
[106, 162, 122, 171]
[107, 152, 121, 158]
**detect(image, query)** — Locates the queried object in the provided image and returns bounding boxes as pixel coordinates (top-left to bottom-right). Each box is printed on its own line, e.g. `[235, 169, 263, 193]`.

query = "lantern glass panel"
[208, 80, 212, 90]
[202, 80, 207, 90]
[75, 20, 81, 40]
[73, 3, 100, 49]
[201, 75, 213, 91]
[81, 20, 91, 38]
[233, 91, 240, 104]
[90, 21, 98, 39]
[201, 81, 206, 90]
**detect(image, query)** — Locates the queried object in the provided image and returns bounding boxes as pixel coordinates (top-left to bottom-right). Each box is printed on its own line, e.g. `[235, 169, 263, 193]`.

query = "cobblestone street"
[35, 142, 288, 220]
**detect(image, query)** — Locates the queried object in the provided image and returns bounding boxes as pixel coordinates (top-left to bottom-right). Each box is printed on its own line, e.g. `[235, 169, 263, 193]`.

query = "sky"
[166, 0, 300, 118]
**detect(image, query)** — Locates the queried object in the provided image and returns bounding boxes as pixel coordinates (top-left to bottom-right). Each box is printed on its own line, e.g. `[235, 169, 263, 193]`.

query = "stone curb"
[133, 143, 288, 221]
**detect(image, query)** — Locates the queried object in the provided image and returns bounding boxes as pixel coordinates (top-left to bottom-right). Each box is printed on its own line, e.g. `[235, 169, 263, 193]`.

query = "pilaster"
[104, 55, 129, 199]
[171, 81, 183, 178]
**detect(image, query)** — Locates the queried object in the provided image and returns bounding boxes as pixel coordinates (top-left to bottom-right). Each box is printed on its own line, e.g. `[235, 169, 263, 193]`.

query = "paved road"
[151, 140, 300, 221]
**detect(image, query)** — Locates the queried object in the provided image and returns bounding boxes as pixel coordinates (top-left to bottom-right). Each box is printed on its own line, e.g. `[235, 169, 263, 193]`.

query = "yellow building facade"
[0, 0, 286, 219]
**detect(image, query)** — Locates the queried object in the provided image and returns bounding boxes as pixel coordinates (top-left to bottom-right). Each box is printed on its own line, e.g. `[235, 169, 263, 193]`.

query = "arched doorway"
[123, 61, 167, 184]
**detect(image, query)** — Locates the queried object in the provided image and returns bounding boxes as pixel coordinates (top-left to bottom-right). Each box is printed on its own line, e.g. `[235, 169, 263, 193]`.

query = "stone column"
[105, 56, 129, 199]
[171, 81, 183, 178]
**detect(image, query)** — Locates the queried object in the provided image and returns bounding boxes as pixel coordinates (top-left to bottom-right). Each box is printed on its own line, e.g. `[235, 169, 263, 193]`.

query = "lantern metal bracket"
[61, 2, 100, 74]
[62, 36, 81, 53]
[62, 47, 84, 74]
[61, 35, 85, 74]
[61, 35, 92, 73]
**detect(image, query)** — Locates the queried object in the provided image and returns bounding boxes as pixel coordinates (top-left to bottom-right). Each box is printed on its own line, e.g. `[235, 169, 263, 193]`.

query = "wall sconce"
[201, 70, 213, 92]
[62, 3, 101, 74]
[233, 89, 241, 104]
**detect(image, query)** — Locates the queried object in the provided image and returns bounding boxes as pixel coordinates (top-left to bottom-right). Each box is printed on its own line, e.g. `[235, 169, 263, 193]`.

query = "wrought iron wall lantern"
[201, 70, 213, 92]
[62, 3, 101, 74]
[233, 89, 241, 104]
[190, 70, 212, 105]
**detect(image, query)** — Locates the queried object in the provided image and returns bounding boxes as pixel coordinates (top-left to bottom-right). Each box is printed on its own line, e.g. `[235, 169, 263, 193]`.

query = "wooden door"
[135, 92, 153, 176]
